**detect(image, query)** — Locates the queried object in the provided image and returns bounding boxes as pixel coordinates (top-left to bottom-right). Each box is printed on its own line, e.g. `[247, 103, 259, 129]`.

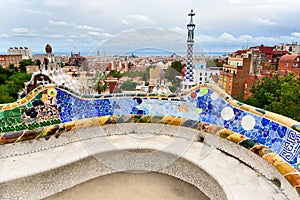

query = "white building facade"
[8, 47, 32, 59]
[276, 43, 300, 55]
[194, 63, 220, 85]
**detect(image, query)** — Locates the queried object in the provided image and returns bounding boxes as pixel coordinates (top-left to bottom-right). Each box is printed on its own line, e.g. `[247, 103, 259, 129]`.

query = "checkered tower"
[182, 10, 196, 91]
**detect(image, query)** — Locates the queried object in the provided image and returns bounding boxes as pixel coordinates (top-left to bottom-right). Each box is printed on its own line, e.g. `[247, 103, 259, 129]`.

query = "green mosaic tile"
[6, 118, 15, 126]
[151, 116, 164, 123]
[236, 101, 243, 106]
[292, 124, 300, 132]
[10, 108, 21, 117]
[35, 92, 42, 99]
[0, 120, 5, 127]
[3, 110, 11, 118]
[200, 87, 208, 94]
[239, 139, 258, 149]
[256, 108, 266, 115]
[15, 117, 23, 124]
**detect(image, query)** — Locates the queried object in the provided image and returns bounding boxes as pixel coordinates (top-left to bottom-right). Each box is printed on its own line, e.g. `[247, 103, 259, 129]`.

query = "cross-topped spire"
[188, 9, 195, 24]
[182, 9, 196, 92]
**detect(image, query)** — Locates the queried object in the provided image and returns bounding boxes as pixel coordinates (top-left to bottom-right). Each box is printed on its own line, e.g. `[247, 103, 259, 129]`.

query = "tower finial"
[188, 9, 195, 24]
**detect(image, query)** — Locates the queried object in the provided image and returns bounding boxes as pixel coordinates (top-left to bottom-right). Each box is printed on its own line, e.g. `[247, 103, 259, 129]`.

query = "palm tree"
[92, 72, 107, 94]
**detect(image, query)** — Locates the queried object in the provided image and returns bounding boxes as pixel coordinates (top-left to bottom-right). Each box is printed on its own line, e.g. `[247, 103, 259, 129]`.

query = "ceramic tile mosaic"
[1, 84, 300, 193]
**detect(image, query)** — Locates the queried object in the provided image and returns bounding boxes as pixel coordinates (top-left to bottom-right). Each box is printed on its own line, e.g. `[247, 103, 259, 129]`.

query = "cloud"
[43, 0, 67, 7]
[88, 31, 101, 37]
[48, 34, 65, 39]
[83, 31, 113, 39]
[69, 35, 78, 38]
[24, 8, 51, 15]
[168, 26, 185, 35]
[229, 0, 287, 6]
[48, 20, 103, 32]
[62, 38, 75, 44]
[253, 18, 277, 26]
[12, 27, 29, 34]
[122, 14, 156, 25]
[48, 20, 72, 26]
[292, 32, 300, 37]
[121, 20, 130, 25]
[0, 33, 10, 38]
[76, 25, 102, 32]
[202, 25, 212, 30]
[11, 27, 37, 37]
[220, 32, 235, 41]
[101, 32, 113, 38]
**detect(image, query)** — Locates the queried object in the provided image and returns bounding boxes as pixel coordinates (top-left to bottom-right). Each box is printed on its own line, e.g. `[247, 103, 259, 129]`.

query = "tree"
[206, 59, 223, 68]
[92, 72, 107, 94]
[121, 81, 138, 91]
[19, 59, 36, 73]
[8, 63, 18, 72]
[264, 74, 300, 121]
[123, 70, 143, 78]
[165, 66, 181, 88]
[0, 85, 14, 103]
[0, 73, 7, 84]
[142, 66, 150, 82]
[6, 73, 32, 99]
[108, 70, 123, 78]
[0, 65, 15, 77]
[244, 74, 280, 108]
[244, 73, 300, 121]
[170, 61, 183, 73]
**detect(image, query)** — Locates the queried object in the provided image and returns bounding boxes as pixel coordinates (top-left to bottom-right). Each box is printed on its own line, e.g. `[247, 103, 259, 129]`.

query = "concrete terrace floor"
[44, 172, 209, 200]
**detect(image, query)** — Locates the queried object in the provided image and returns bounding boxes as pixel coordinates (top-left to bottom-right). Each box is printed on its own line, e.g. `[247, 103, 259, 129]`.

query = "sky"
[0, 0, 300, 55]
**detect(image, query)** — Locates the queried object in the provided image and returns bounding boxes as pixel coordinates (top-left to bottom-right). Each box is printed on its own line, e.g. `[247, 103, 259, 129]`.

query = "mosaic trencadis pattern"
[1, 84, 300, 193]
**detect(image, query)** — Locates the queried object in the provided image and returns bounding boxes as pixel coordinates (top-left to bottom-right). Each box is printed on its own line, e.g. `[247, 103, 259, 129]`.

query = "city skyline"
[0, 0, 299, 54]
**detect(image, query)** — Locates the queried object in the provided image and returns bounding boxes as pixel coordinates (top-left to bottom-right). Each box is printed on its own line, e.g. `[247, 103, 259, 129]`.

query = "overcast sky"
[0, 0, 299, 55]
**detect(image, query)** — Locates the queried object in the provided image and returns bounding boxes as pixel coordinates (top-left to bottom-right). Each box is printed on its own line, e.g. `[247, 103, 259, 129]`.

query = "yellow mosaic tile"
[98, 116, 110, 125]
[285, 173, 300, 187]
[227, 133, 247, 143]
[263, 153, 286, 165]
[161, 116, 183, 126]
[216, 129, 235, 138]
[275, 162, 297, 175]
[75, 118, 99, 130]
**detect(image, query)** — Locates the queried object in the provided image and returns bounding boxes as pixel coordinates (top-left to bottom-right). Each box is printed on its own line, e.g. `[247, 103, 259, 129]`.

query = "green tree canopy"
[121, 81, 138, 91]
[206, 59, 223, 68]
[6, 73, 32, 99]
[19, 59, 36, 73]
[108, 70, 123, 79]
[244, 73, 300, 121]
[170, 61, 183, 73]
[92, 72, 107, 94]
[0, 85, 14, 104]
[165, 66, 181, 92]
[0, 65, 16, 77]
[122, 70, 144, 78]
